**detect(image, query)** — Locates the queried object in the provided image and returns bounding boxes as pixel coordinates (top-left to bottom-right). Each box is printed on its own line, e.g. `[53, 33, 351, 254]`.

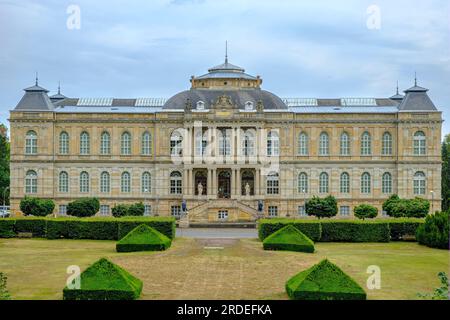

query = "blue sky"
[1, 0, 449, 138]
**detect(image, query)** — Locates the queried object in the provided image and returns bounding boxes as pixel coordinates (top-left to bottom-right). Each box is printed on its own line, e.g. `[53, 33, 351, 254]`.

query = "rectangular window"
[267, 178, 279, 194]
[100, 205, 110, 216]
[171, 205, 181, 218]
[59, 205, 67, 216]
[268, 206, 278, 217]
[218, 210, 228, 220]
[144, 205, 152, 216]
[298, 205, 306, 217]
[340, 206, 350, 217]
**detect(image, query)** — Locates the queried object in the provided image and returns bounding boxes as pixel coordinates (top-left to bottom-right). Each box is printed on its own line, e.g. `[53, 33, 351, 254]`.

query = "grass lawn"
[0, 237, 448, 300]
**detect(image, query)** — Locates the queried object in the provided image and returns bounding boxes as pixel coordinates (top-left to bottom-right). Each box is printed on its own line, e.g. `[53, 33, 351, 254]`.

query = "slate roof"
[398, 84, 437, 111]
[15, 84, 54, 111]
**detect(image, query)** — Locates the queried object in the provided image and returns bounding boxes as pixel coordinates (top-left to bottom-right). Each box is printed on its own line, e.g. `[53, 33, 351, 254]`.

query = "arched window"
[121, 172, 131, 193]
[170, 171, 182, 194]
[382, 172, 392, 194]
[59, 171, 69, 193]
[340, 172, 350, 193]
[267, 131, 279, 156]
[242, 130, 255, 156]
[80, 171, 89, 193]
[25, 130, 37, 155]
[59, 132, 69, 155]
[361, 172, 371, 194]
[121, 132, 131, 155]
[170, 131, 183, 156]
[319, 132, 329, 156]
[100, 171, 110, 193]
[319, 172, 329, 193]
[218, 129, 231, 156]
[25, 170, 37, 193]
[298, 173, 308, 193]
[340, 132, 350, 156]
[142, 172, 151, 193]
[100, 131, 111, 155]
[413, 171, 426, 195]
[413, 131, 426, 155]
[80, 131, 90, 155]
[141, 132, 152, 155]
[382, 132, 392, 155]
[266, 172, 279, 194]
[298, 132, 308, 156]
[361, 131, 372, 155]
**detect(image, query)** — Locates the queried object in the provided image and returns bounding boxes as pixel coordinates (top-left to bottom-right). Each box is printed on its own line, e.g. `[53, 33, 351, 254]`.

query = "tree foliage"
[0, 124, 9, 206]
[305, 195, 338, 219]
[442, 135, 450, 211]
[112, 202, 145, 217]
[416, 210, 449, 249]
[353, 204, 378, 220]
[382, 194, 430, 218]
[20, 197, 55, 216]
[67, 198, 100, 217]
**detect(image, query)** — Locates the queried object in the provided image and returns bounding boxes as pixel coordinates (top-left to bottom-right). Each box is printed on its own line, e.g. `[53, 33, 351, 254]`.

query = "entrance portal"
[218, 170, 231, 199]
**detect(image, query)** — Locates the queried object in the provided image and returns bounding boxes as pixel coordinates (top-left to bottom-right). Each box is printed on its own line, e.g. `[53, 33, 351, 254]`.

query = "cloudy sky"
[1, 0, 449, 138]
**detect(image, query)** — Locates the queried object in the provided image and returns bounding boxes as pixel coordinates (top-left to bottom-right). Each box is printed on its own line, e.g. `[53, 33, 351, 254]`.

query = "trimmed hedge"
[286, 259, 366, 300]
[263, 225, 315, 253]
[63, 258, 142, 300]
[258, 219, 322, 241]
[116, 224, 171, 252]
[385, 218, 424, 241]
[320, 221, 390, 242]
[0, 217, 176, 240]
[0, 219, 15, 238]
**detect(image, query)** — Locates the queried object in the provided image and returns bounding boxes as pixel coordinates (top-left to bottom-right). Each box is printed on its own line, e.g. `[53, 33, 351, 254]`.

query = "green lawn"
[0, 238, 448, 300]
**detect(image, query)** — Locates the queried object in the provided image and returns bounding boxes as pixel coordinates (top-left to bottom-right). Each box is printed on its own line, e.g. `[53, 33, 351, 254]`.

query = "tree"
[416, 210, 449, 249]
[67, 198, 100, 217]
[0, 124, 9, 206]
[354, 204, 378, 220]
[20, 197, 55, 216]
[382, 194, 429, 218]
[112, 202, 145, 217]
[305, 195, 338, 219]
[442, 134, 450, 211]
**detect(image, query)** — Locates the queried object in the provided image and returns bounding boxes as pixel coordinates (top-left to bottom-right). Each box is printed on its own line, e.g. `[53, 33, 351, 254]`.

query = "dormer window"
[196, 101, 205, 110]
[245, 101, 254, 111]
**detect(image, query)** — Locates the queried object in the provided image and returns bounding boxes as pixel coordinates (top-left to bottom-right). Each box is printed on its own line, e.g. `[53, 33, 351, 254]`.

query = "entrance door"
[218, 170, 231, 199]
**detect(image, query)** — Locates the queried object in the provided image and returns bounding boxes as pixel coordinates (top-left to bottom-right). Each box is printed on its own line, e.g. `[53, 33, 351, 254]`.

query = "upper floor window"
[218, 129, 231, 156]
[196, 100, 205, 110]
[170, 131, 183, 156]
[382, 132, 393, 155]
[298, 132, 308, 156]
[244, 101, 254, 111]
[141, 131, 152, 155]
[121, 132, 131, 155]
[121, 171, 131, 193]
[266, 173, 279, 194]
[170, 171, 182, 194]
[242, 130, 255, 156]
[80, 131, 90, 155]
[340, 172, 350, 193]
[59, 171, 69, 193]
[361, 172, 371, 194]
[195, 130, 208, 156]
[413, 171, 426, 195]
[25, 130, 37, 155]
[319, 132, 329, 156]
[59, 132, 69, 155]
[100, 171, 110, 193]
[361, 131, 372, 155]
[267, 131, 279, 157]
[25, 170, 37, 194]
[413, 131, 426, 155]
[80, 171, 90, 193]
[100, 131, 111, 155]
[142, 172, 151, 193]
[298, 172, 308, 193]
[340, 132, 350, 156]
[382, 172, 392, 194]
[319, 172, 329, 193]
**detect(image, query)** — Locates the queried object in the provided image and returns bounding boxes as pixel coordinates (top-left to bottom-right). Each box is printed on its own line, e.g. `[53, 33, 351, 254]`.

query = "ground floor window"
[382, 210, 388, 217]
[218, 210, 228, 221]
[268, 206, 278, 217]
[58, 205, 67, 216]
[100, 205, 110, 216]
[340, 206, 350, 217]
[144, 205, 152, 216]
[171, 205, 181, 218]
[298, 205, 306, 217]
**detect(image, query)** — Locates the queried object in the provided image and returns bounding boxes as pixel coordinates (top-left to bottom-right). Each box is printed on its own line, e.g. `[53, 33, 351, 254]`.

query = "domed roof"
[163, 88, 288, 110]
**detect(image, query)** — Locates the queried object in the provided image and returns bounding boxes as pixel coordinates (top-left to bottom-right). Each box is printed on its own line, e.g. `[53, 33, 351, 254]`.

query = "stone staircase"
[187, 199, 259, 223]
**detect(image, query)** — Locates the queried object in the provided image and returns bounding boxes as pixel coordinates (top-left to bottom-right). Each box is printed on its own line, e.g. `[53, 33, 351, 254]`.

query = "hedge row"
[258, 218, 424, 242]
[0, 217, 176, 240]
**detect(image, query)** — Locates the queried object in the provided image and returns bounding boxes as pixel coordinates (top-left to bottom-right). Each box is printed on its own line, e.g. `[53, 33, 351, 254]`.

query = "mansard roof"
[399, 83, 437, 112]
[14, 82, 54, 111]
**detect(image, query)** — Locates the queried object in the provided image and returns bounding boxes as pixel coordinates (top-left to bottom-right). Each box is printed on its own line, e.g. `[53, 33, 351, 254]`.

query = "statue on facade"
[245, 182, 251, 196]
[197, 182, 203, 196]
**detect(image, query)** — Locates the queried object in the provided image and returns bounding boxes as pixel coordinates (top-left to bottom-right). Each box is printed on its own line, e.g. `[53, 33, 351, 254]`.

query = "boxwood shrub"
[320, 221, 390, 242]
[116, 224, 172, 252]
[258, 219, 321, 241]
[0, 219, 15, 238]
[117, 217, 176, 240]
[263, 225, 315, 253]
[46, 218, 119, 240]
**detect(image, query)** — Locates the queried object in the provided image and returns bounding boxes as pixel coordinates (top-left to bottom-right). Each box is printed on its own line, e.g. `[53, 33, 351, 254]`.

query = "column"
[231, 169, 236, 197]
[212, 169, 217, 196]
[183, 169, 188, 195]
[236, 169, 241, 197]
[188, 169, 193, 196]
[255, 169, 260, 196]
[207, 169, 212, 197]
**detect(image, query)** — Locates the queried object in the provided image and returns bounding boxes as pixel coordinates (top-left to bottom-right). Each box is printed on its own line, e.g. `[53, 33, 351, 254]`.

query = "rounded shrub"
[382, 194, 429, 218]
[416, 211, 449, 249]
[306, 195, 338, 219]
[127, 202, 145, 216]
[112, 204, 129, 218]
[67, 198, 100, 218]
[20, 197, 55, 217]
[354, 204, 378, 220]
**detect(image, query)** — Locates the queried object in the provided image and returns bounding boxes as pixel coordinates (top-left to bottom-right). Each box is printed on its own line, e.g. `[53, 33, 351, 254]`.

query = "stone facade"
[8, 60, 443, 221]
